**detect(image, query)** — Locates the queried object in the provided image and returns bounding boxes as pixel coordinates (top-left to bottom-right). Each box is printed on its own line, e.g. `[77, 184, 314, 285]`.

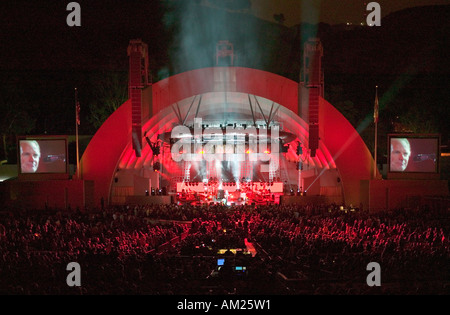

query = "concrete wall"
[367, 179, 449, 211]
[1, 179, 94, 210]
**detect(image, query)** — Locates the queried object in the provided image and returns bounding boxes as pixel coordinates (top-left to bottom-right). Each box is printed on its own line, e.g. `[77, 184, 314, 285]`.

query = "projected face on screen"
[390, 138, 411, 172]
[20, 140, 41, 173]
[19, 139, 67, 174]
[389, 136, 439, 173]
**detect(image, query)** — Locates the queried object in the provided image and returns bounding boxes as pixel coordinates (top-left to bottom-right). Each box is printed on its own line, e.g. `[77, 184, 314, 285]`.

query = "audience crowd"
[0, 202, 449, 295]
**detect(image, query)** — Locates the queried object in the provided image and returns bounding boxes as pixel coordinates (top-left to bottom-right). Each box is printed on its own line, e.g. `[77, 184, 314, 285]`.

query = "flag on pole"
[76, 101, 81, 125]
[74, 88, 81, 179]
[75, 87, 81, 126]
[373, 86, 379, 124]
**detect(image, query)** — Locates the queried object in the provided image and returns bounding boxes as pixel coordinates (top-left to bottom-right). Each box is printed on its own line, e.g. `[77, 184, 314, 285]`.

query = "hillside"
[1, 3, 448, 75]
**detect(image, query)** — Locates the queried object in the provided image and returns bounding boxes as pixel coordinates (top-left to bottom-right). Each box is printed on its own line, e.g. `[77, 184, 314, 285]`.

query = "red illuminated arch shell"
[81, 67, 376, 206]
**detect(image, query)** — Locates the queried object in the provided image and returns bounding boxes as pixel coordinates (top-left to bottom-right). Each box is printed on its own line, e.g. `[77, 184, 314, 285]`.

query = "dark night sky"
[240, 0, 450, 25]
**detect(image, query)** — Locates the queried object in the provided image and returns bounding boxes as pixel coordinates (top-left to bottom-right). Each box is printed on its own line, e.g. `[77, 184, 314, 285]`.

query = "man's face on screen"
[21, 141, 41, 173]
[390, 139, 411, 172]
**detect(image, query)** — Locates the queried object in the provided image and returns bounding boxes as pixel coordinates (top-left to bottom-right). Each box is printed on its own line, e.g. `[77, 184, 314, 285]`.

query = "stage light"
[147, 136, 161, 156]
[297, 142, 302, 155]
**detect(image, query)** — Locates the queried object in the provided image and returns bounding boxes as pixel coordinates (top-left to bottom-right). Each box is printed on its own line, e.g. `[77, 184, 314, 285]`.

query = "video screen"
[388, 134, 439, 173]
[19, 138, 68, 174]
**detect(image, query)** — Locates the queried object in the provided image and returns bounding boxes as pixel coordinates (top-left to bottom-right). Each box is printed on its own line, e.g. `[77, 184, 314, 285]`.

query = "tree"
[87, 71, 128, 130]
[0, 79, 36, 162]
[397, 105, 439, 135]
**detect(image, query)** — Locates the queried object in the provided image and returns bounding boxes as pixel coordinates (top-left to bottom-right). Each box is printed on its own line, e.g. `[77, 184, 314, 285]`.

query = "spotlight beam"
[268, 104, 280, 127]
[254, 95, 268, 126]
[182, 95, 197, 125]
[175, 103, 183, 125]
[247, 94, 257, 127]
[267, 102, 274, 126]
[194, 94, 203, 118]
[305, 115, 373, 193]
[172, 103, 183, 125]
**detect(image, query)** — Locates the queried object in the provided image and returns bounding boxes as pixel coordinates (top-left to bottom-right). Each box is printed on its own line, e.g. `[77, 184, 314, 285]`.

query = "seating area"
[0, 202, 449, 295]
